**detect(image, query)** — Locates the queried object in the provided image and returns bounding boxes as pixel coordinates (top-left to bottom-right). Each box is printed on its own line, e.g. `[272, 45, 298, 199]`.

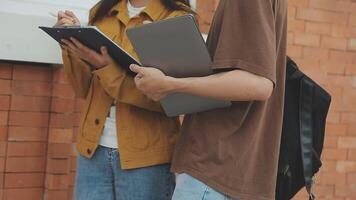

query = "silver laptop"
[127, 15, 231, 117]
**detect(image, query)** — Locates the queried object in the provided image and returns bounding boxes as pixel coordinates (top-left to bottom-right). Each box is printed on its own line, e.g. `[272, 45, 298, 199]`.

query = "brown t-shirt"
[171, 0, 288, 200]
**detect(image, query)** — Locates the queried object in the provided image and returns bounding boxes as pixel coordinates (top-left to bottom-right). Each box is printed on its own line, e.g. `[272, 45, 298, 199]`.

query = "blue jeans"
[74, 146, 175, 200]
[172, 173, 235, 200]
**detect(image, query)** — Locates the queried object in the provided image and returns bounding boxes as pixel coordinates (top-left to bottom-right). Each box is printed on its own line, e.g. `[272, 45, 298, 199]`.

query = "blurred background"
[0, 0, 355, 199]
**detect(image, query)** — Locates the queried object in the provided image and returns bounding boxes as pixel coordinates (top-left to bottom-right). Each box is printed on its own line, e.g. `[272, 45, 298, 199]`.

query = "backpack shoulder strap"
[299, 77, 316, 200]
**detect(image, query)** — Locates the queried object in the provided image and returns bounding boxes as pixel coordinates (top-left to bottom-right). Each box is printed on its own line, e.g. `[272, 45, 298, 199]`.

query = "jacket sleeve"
[92, 63, 163, 112]
[62, 49, 93, 99]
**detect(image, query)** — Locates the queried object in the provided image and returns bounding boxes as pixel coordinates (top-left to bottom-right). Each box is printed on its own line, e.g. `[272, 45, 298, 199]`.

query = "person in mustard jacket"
[54, 0, 192, 199]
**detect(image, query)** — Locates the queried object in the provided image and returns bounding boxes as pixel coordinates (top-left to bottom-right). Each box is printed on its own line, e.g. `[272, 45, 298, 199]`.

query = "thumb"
[130, 64, 143, 74]
[100, 46, 109, 55]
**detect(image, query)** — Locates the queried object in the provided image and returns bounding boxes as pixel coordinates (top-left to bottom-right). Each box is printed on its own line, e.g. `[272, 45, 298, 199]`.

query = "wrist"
[164, 76, 187, 93]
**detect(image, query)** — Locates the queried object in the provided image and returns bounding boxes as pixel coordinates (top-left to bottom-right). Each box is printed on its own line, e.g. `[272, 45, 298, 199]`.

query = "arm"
[62, 49, 93, 99]
[130, 65, 274, 102]
[167, 70, 274, 101]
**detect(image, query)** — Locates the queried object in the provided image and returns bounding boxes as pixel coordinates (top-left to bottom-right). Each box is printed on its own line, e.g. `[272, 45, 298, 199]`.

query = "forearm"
[62, 50, 93, 98]
[167, 70, 273, 101]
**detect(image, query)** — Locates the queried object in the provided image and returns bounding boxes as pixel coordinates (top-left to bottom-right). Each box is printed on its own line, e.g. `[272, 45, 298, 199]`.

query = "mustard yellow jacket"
[62, 0, 189, 169]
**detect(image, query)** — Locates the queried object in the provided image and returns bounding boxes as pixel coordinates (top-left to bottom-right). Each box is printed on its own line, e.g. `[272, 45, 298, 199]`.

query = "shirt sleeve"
[208, 0, 277, 84]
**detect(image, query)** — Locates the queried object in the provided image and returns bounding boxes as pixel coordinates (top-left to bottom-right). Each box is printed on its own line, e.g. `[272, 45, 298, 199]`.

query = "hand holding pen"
[52, 10, 81, 27]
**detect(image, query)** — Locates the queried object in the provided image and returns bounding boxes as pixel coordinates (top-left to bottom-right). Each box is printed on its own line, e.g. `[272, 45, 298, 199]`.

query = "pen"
[48, 11, 57, 18]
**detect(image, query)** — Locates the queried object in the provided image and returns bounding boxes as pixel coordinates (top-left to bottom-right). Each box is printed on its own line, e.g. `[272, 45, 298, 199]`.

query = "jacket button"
[87, 148, 92, 155]
[95, 118, 100, 125]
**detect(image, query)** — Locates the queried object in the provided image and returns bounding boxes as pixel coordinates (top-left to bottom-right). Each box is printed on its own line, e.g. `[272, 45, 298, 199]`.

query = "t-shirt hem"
[171, 166, 274, 200]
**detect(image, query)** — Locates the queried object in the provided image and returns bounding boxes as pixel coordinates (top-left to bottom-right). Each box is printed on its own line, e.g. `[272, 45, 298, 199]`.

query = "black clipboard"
[39, 26, 140, 76]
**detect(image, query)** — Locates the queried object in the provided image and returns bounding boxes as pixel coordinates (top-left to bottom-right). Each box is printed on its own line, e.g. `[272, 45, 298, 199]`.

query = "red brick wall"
[0, 64, 79, 200]
[197, 0, 356, 199]
[0, 0, 355, 199]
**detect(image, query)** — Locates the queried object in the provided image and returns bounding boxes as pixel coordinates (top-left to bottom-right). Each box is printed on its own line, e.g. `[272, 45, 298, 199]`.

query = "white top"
[99, 1, 146, 149]
[127, 0, 146, 18]
[99, 106, 118, 148]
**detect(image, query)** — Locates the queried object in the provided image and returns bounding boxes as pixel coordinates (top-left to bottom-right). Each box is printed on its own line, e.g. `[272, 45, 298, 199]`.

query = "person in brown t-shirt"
[130, 0, 288, 199]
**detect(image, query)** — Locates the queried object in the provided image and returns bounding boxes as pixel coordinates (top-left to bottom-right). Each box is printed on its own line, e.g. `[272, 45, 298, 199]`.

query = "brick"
[13, 64, 51, 81]
[327, 75, 353, 88]
[338, 137, 356, 148]
[287, 32, 294, 45]
[11, 95, 50, 112]
[288, 19, 305, 32]
[0, 63, 12, 79]
[349, 38, 356, 51]
[350, 150, 356, 161]
[0, 95, 10, 111]
[74, 99, 85, 113]
[348, 173, 356, 184]
[313, 184, 334, 197]
[49, 113, 74, 128]
[68, 171, 76, 187]
[6, 142, 46, 157]
[320, 160, 336, 172]
[341, 113, 356, 124]
[52, 83, 75, 98]
[8, 127, 48, 142]
[9, 111, 49, 127]
[4, 173, 44, 188]
[46, 159, 70, 174]
[302, 47, 329, 61]
[326, 112, 341, 123]
[5, 157, 45, 172]
[11, 80, 51, 96]
[0, 157, 5, 172]
[0, 126, 8, 141]
[287, 45, 303, 58]
[0, 80, 11, 95]
[48, 128, 73, 143]
[47, 143, 72, 158]
[309, 0, 356, 13]
[321, 36, 348, 50]
[322, 148, 348, 160]
[51, 98, 75, 113]
[324, 136, 338, 148]
[336, 161, 356, 173]
[288, 0, 309, 7]
[295, 33, 320, 47]
[0, 111, 8, 126]
[73, 113, 82, 127]
[44, 190, 68, 200]
[341, 90, 356, 112]
[45, 174, 69, 190]
[318, 171, 346, 185]
[336, 184, 356, 197]
[296, 7, 348, 25]
[70, 156, 77, 171]
[3, 188, 43, 200]
[329, 50, 355, 63]
[320, 60, 346, 75]
[345, 63, 356, 75]
[0, 141, 6, 156]
[350, 14, 356, 27]
[331, 25, 356, 38]
[305, 22, 331, 35]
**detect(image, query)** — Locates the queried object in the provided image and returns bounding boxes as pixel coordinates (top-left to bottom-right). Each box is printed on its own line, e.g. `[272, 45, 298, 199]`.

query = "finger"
[58, 11, 74, 21]
[65, 10, 80, 24]
[130, 64, 144, 74]
[70, 37, 86, 50]
[61, 39, 77, 52]
[58, 18, 75, 26]
[100, 46, 109, 56]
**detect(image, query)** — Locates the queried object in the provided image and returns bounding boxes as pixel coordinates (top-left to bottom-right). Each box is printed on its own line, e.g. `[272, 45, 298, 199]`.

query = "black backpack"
[276, 57, 332, 200]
